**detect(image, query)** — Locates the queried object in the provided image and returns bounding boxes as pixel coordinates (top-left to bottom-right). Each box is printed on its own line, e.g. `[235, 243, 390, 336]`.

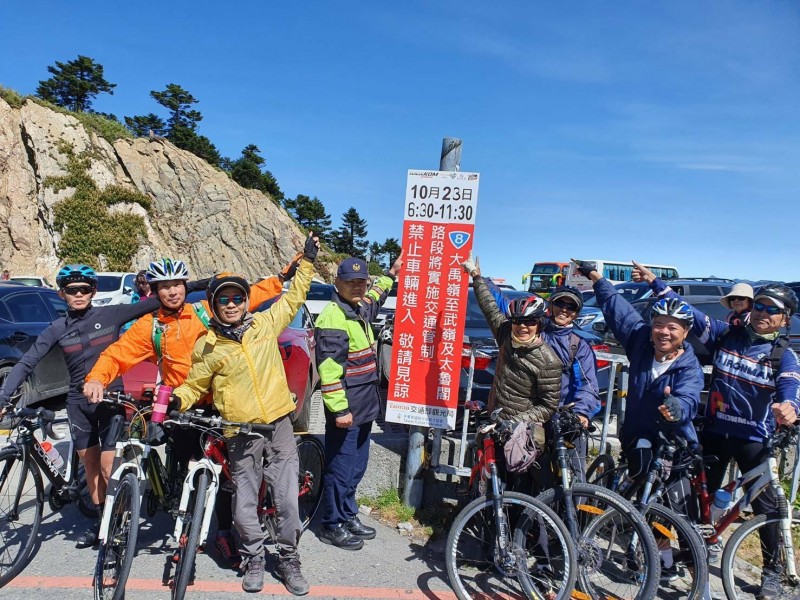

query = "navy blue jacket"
[650, 277, 800, 442]
[484, 278, 601, 418]
[594, 277, 702, 448]
[0, 298, 161, 406]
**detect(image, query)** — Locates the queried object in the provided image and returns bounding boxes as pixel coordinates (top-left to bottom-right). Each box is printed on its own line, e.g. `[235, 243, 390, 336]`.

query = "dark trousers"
[703, 432, 779, 568]
[322, 420, 371, 527]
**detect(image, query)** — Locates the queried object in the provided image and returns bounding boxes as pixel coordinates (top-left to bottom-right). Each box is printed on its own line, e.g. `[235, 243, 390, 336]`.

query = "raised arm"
[464, 257, 506, 337]
[356, 252, 403, 324]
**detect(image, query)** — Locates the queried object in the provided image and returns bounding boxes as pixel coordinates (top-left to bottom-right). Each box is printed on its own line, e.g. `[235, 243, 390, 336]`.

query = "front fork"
[489, 462, 512, 559]
[771, 456, 799, 583]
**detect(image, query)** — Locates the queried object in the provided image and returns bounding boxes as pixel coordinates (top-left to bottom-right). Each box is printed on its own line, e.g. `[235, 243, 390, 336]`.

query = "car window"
[4, 291, 53, 323]
[96, 275, 123, 292]
[9, 277, 41, 286]
[0, 301, 10, 321]
[123, 274, 136, 290]
[307, 284, 334, 301]
[45, 294, 68, 318]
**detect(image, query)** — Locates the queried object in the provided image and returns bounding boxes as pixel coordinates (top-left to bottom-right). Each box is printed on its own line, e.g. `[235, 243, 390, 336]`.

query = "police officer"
[315, 254, 403, 549]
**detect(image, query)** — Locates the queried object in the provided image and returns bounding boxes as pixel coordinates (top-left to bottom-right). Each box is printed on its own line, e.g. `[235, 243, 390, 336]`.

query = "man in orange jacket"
[83, 253, 302, 556]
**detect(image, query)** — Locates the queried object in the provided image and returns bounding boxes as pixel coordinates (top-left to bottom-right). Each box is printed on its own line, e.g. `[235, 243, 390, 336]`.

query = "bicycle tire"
[94, 472, 140, 600]
[172, 469, 208, 600]
[643, 502, 708, 600]
[721, 515, 800, 600]
[296, 435, 324, 530]
[536, 482, 660, 600]
[0, 448, 43, 588]
[447, 490, 577, 600]
[586, 453, 616, 487]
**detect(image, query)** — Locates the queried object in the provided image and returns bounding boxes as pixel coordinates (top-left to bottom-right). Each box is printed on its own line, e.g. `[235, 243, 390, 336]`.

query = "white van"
[566, 260, 679, 292]
[92, 272, 137, 306]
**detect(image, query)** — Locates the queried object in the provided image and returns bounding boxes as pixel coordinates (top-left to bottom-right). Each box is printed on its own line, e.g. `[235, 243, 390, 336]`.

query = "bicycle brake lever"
[44, 421, 66, 441]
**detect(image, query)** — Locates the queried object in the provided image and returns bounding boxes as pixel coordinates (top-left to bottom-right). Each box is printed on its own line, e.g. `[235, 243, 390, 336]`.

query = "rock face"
[0, 97, 333, 281]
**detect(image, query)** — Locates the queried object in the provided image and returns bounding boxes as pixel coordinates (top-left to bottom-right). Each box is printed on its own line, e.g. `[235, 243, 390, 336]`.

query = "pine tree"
[331, 207, 368, 258]
[381, 237, 402, 266]
[226, 145, 284, 203]
[124, 113, 167, 137]
[36, 55, 116, 113]
[290, 195, 332, 241]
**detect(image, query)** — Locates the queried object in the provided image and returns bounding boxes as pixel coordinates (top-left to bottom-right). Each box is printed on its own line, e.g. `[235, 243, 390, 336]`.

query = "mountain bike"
[526, 407, 661, 599]
[0, 403, 96, 587]
[446, 407, 577, 600]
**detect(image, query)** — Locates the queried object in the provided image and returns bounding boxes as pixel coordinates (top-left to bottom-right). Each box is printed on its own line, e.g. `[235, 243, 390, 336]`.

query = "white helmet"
[146, 258, 189, 283]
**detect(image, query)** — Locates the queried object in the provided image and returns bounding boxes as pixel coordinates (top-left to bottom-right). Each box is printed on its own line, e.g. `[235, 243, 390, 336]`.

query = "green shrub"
[0, 85, 24, 109]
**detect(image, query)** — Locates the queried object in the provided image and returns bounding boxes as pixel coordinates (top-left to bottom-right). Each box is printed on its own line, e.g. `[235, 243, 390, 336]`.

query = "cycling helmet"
[549, 286, 584, 312]
[754, 284, 798, 316]
[508, 294, 547, 322]
[56, 264, 97, 288]
[650, 297, 694, 328]
[146, 258, 190, 284]
[207, 274, 250, 321]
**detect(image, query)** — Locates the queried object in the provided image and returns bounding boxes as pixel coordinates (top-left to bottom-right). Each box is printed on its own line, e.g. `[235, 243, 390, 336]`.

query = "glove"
[168, 394, 182, 414]
[187, 277, 212, 292]
[279, 252, 304, 282]
[660, 394, 683, 425]
[461, 255, 479, 277]
[303, 234, 319, 262]
[575, 260, 598, 278]
[146, 421, 168, 446]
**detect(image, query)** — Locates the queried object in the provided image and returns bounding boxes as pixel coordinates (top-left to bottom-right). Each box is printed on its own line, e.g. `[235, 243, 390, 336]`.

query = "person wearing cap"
[171, 234, 319, 595]
[315, 252, 403, 550]
[720, 282, 753, 327]
[633, 261, 800, 598]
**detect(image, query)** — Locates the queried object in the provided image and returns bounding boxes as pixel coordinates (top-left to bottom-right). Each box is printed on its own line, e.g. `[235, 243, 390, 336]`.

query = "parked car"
[9, 275, 53, 288]
[305, 282, 335, 322]
[92, 272, 137, 306]
[375, 288, 611, 429]
[0, 282, 69, 407]
[576, 279, 734, 332]
[122, 291, 319, 432]
[372, 281, 398, 330]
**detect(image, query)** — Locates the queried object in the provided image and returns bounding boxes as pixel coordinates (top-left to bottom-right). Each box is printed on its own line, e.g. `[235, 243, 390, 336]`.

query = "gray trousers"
[227, 414, 300, 559]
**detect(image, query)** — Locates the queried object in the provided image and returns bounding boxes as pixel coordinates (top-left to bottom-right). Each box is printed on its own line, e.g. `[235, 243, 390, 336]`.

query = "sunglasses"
[727, 296, 749, 302]
[753, 301, 784, 316]
[216, 295, 246, 306]
[510, 318, 538, 326]
[63, 285, 94, 296]
[552, 299, 579, 311]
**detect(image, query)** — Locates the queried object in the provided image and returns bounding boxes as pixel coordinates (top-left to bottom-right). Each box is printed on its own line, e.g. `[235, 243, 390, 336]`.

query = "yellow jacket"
[173, 260, 313, 429]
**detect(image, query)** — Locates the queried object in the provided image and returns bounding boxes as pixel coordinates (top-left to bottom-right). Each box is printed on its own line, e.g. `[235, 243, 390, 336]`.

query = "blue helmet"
[56, 264, 97, 288]
[651, 297, 694, 328]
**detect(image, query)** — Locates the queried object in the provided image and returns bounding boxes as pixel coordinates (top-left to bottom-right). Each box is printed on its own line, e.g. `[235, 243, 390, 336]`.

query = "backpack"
[151, 302, 211, 360]
[560, 332, 581, 375]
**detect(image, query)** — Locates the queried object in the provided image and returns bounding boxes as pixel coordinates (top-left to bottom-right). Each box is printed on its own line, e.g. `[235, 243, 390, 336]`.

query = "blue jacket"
[484, 278, 601, 418]
[594, 277, 702, 448]
[650, 278, 800, 442]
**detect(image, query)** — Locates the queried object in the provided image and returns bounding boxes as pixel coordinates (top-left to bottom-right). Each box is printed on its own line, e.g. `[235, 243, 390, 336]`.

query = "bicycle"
[446, 406, 577, 600]
[525, 407, 661, 599]
[585, 432, 709, 599]
[0, 402, 98, 587]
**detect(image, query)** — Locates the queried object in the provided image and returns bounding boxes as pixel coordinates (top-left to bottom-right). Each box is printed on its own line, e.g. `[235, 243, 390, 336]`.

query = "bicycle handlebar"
[167, 410, 275, 435]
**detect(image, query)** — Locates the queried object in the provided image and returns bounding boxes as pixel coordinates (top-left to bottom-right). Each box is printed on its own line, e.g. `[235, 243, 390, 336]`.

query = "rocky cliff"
[0, 97, 332, 281]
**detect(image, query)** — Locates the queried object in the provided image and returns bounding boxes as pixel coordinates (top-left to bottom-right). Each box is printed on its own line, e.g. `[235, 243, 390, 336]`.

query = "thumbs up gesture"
[658, 386, 682, 424]
[632, 260, 656, 284]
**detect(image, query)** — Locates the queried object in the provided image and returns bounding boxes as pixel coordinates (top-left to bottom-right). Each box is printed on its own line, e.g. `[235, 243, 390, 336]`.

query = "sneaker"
[76, 520, 101, 549]
[241, 555, 265, 593]
[215, 534, 240, 561]
[276, 556, 310, 596]
[660, 562, 681, 583]
[756, 568, 781, 600]
[707, 540, 723, 565]
[318, 523, 364, 550]
[346, 516, 376, 540]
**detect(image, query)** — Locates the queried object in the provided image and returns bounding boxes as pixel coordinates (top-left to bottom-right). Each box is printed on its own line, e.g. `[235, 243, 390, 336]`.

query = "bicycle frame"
[99, 439, 151, 543]
[7, 417, 81, 493]
[172, 458, 220, 546]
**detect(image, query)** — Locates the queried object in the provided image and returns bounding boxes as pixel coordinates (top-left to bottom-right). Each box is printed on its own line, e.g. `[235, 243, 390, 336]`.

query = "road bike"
[447, 407, 577, 600]
[0, 403, 96, 587]
[527, 407, 661, 599]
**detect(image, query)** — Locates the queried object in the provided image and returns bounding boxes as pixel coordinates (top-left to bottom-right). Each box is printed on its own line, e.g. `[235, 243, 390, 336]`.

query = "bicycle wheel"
[643, 502, 708, 600]
[94, 472, 140, 600]
[0, 448, 43, 587]
[586, 453, 616, 488]
[172, 469, 208, 600]
[536, 482, 660, 600]
[296, 435, 324, 530]
[447, 490, 577, 600]
[721, 515, 800, 600]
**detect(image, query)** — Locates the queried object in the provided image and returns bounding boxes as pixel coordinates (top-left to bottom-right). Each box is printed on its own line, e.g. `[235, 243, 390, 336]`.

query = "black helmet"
[754, 284, 798, 316]
[549, 286, 584, 312]
[207, 273, 251, 321]
[508, 294, 547, 322]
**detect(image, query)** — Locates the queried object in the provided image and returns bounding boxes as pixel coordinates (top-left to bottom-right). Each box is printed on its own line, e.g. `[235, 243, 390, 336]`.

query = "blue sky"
[2, 1, 799, 286]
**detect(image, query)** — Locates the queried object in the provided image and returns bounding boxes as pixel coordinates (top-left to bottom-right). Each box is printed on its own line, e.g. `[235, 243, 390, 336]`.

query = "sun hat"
[720, 283, 754, 310]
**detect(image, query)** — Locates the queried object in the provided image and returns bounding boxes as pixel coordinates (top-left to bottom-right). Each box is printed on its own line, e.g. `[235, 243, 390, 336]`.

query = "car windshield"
[307, 284, 334, 301]
[584, 283, 650, 307]
[96, 275, 122, 292]
[531, 264, 561, 275]
[9, 278, 41, 286]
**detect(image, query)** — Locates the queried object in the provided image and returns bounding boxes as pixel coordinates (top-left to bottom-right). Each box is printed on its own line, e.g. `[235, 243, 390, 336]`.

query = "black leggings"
[703, 432, 779, 568]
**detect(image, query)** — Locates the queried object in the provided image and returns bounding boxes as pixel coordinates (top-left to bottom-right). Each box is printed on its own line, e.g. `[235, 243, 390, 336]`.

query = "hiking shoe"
[215, 534, 240, 561]
[346, 516, 376, 540]
[76, 520, 101, 549]
[276, 556, 310, 596]
[756, 568, 782, 600]
[241, 555, 265, 593]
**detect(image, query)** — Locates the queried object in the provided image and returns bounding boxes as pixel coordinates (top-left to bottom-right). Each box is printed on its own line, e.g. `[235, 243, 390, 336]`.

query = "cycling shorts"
[67, 401, 125, 451]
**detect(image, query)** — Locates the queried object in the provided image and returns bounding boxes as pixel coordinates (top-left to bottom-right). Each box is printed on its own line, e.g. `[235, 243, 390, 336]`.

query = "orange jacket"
[85, 277, 283, 389]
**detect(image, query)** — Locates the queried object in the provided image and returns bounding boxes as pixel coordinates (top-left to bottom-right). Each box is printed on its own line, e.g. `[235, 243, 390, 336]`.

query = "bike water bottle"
[151, 385, 173, 424]
[40, 441, 64, 469]
[710, 489, 732, 524]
